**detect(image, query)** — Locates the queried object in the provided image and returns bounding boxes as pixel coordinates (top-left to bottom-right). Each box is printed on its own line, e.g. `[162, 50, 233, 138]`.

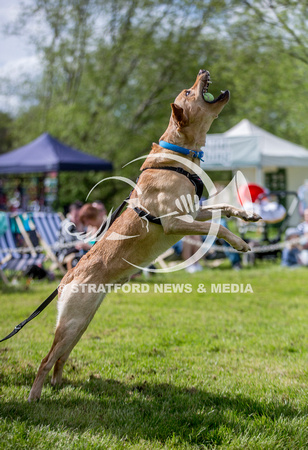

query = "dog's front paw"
[238, 241, 251, 252]
[232, 238, 251, 252]
[239, 211, 262, 222]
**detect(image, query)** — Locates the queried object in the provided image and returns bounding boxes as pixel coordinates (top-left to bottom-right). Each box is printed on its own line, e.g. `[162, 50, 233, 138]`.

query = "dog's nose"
[198, 69, 209, 76]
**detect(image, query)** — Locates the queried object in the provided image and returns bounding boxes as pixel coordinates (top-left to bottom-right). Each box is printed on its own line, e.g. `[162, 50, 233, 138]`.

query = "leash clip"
[189, 149, 204, 162]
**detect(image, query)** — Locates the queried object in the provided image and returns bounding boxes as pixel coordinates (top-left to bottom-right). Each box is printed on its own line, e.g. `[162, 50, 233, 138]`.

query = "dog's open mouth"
[201, 71, 229, 104]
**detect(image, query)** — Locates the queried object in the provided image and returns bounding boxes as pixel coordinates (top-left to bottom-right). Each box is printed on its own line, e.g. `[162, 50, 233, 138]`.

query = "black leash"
[0, 288, 59, 343]
[0, 199, 129, 344]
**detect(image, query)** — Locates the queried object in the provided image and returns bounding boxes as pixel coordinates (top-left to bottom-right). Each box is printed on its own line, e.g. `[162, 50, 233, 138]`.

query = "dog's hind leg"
[51, 344, 78, 388]
[28, 324, 75, 401]
[50, 318, 93, 387]
[28, 285, 105, 402]
[50, 330, 84, 388]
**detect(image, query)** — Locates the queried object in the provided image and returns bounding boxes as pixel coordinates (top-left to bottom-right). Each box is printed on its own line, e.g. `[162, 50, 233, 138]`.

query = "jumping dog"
[28, 70, 260, 401]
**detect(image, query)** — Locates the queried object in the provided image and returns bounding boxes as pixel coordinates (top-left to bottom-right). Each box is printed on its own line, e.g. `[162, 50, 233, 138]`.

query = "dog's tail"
[0, 287, 58, 343]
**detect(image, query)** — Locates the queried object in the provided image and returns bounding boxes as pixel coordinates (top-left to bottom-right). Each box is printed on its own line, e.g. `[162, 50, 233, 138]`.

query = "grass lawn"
[0, 264, 308, 449]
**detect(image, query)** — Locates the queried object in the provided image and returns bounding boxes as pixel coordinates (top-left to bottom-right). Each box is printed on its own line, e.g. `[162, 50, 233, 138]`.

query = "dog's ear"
[171, 103, 188, 128]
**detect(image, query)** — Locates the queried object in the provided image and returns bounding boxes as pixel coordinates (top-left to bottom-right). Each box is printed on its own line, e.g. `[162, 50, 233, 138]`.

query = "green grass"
[0, 264, 308, 449]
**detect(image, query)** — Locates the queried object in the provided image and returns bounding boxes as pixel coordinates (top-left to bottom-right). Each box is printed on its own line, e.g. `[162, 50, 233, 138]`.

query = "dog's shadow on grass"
[0, 376, 307, 446]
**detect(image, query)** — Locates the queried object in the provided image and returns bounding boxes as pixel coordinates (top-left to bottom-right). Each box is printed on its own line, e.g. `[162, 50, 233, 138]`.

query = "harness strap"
[133, 166, 204, 225]
[133, 207, 162, 225]
[142, 166, 203, 200]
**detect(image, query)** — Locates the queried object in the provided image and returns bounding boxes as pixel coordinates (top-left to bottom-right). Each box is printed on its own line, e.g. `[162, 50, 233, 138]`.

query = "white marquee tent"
[202, 119, 308, 191]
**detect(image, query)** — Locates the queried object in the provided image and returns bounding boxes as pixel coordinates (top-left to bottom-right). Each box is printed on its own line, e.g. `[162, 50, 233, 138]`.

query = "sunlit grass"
[0, 264, 307, 449]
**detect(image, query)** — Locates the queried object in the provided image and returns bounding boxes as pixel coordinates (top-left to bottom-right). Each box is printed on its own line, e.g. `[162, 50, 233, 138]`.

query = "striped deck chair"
[32, 212, 62, 246]
[0, 213, 45, 276]
[31, 212, 66, 274]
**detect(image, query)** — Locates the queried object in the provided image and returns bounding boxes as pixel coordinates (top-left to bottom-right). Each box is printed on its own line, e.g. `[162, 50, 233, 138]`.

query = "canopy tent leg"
[256, 166, 263, 186]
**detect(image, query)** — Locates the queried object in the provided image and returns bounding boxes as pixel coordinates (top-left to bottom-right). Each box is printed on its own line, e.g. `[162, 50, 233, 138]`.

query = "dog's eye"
[185, 90, 191, 96]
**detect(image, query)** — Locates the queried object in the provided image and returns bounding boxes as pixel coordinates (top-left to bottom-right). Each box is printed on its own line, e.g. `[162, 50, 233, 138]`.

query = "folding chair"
[0, 213, 45, 279]
[31, 212, 66, 274]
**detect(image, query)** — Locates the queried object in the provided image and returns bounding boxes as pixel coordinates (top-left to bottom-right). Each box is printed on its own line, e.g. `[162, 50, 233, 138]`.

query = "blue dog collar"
[159, 140, 204, 161]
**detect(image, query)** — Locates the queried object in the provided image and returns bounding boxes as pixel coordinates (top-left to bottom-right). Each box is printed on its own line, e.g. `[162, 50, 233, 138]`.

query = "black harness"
[133, 166, 204, 225]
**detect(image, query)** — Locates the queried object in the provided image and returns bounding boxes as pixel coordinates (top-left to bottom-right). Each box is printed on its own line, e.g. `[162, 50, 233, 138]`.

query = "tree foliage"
[240, 0, 308, 66]
[3, 0, 308, 208]
[0, 112, 13, 154]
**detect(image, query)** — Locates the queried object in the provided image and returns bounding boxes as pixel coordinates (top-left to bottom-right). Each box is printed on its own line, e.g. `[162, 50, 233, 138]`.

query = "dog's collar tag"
[159, 140, 204, 161]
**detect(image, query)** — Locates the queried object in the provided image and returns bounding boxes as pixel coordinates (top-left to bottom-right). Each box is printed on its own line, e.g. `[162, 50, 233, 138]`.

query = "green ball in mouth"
[203, 92, 214, 102]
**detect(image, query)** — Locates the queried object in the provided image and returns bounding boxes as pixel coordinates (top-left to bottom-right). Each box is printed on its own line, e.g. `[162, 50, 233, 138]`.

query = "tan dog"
[28, 70, 260, 401]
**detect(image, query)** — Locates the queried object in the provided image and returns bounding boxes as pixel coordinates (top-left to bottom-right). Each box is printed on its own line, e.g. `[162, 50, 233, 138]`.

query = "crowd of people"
[2, 175, 308, 273]
[56, 200, 204, 272]
[55, 197, 308, 272]
[281, 208, 308, 268]
[56, 197, 244, 273]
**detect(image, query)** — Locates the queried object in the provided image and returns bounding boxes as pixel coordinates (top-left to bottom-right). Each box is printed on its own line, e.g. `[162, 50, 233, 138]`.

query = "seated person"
[297, 208, 308, 266]
[281, 228, 301, 267]
[297, 208, 308, 235]
[57, 201, 91, 269]
[282, 209, 308, 267]
[92, 201, 107, 216]
[79, 203, 107, 232]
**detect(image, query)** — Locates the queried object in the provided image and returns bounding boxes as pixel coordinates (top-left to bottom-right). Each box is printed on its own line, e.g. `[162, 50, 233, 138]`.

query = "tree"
[0, 112, 13, 154]
[4, 0, 308, 208]
[232, 0, 308, 66]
